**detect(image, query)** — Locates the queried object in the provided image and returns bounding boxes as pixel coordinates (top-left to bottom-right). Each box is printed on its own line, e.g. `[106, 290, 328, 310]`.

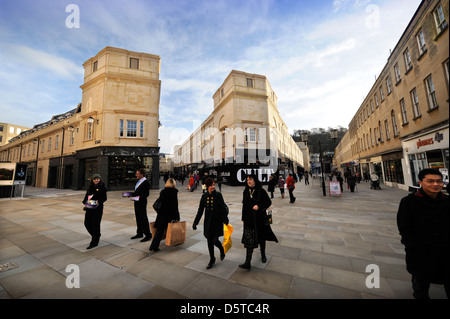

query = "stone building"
[335, 0, 449, 190]
[0, 123, 30, 147]
[0, 47, 161, 190]
[173, 70, 304, 185]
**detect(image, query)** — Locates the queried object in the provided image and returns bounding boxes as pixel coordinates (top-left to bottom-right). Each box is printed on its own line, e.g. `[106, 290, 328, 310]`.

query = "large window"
[404, 48, 412, 71]
[392, 110, 399, 137]
[127, 120, 137, 138]
[247, 78, 253, 88]
[400, 99, 408, 125]
[378, 121, 384, 143]
[410, 88, 421, 119]
[386, 76, 392, 94]
[416, 29, 427, 55]
[425, 75, 438, 110]
[379, 86, 385, 102]
[385, 119, 391, 141]
[384, 159, 404, 184]
[433, 3, 448, 34]
[394, 63, 401, 83]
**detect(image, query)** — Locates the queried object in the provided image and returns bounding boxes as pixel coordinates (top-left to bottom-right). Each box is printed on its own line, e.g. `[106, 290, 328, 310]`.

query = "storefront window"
[108, 156, 153, 190]
[383, 159, 404, 184]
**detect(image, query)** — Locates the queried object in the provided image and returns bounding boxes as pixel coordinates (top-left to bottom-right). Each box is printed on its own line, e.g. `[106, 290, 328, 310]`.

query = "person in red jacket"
[286, 173, 296, 203]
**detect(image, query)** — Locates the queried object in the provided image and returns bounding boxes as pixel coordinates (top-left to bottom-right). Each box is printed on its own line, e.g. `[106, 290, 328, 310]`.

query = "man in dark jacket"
[130, 168, 152, 242]
[397, 168, 449, 299]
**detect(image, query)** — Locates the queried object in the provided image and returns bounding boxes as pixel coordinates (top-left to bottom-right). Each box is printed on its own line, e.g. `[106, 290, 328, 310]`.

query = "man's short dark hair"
[136, 168, 146, 176]
[418, 168, 442, 181]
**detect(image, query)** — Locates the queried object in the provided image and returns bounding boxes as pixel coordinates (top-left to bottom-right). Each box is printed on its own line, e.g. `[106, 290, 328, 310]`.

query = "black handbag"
[152, 197, 162, 213]
[266, 209, 273, 225]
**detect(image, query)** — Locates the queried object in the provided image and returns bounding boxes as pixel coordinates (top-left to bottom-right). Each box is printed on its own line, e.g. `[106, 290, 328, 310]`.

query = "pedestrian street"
[0, 178, 447, 299]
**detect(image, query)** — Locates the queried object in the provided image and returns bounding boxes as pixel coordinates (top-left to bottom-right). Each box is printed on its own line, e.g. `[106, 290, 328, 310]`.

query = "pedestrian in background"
[347, 174, 356, 192]
[267, 175, 276, 199]
[193, 177, 229, 269]
[397, 168, 449, 299]
[304, 171, 310, 185]
[82, 174, 107, 250]
[240, 174, 278, 270]
[278, 176, 285, 199]
[149, 178, 180, 252]
[287, 173, 296, 203]
[129, 168, 152, 242]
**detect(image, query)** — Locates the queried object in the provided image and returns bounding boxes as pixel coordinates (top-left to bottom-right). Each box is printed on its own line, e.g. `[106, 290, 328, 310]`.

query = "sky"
[0, 0, 423, 153]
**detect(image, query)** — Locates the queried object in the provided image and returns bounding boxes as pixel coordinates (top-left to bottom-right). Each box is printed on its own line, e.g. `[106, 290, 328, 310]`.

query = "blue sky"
[0, 0, 422, 153]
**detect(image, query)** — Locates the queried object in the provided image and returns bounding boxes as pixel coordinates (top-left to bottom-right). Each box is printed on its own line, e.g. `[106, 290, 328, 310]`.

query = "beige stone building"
[0, 47, 161, 190]
[335, 0, 449, 190]
[0, 123, 30, 146]
[173, 70, 304, 185]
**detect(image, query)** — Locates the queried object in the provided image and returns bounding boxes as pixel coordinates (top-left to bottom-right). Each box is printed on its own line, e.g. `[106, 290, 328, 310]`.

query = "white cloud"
[1, 43, 83, 80]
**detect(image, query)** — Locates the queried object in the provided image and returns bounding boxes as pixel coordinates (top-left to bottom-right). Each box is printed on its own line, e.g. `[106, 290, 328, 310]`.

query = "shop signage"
[416, 138, 434, 149]
[435, 132, 444, 143]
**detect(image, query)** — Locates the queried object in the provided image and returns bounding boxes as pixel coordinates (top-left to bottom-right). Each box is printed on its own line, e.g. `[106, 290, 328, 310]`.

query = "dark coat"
[241, 185, 278, 248]
[267, 178, 276, 192]
[154, 188, 180, 229]
[82, 181, 107, 212]
[194, 191, 229, 239]
[397, 189, 450, 283]
[347, 175, 356, 186]
[132, 179, 150, 209]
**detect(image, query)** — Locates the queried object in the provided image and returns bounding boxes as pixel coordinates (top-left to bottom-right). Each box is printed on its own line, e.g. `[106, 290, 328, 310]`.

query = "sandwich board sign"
[329, 181, 342, 197]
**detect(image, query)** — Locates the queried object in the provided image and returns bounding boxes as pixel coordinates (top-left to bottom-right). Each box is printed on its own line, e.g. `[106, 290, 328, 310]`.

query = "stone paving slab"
[0, 180, 447, 299]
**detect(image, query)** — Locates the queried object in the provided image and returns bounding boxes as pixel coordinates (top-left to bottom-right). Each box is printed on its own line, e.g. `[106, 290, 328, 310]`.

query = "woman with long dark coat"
[82, 174, 107, 250]
[149, 178, 180, 252]
[240, 174, 278, 270]
[193, 177, 229, 269]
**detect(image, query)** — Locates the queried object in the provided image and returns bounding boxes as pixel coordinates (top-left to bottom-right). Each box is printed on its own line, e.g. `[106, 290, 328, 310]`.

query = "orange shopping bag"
[223, 224, 233, 253]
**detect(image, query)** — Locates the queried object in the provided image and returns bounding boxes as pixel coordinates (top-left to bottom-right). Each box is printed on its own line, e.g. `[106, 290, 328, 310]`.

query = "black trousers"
[149, 227, 165, 250]
[288, 188, 296, 202]
[412, 276, 450, 299]
[134, 203, 151, 237]
[84, 209, 103, 245]
[207, 237, 224, 260]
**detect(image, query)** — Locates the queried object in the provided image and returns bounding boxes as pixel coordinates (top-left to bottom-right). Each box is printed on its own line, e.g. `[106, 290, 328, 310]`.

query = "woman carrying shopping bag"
[149, 178, 180, 252]
[240, 173, 278, 270]
[193, 177, 229, 269]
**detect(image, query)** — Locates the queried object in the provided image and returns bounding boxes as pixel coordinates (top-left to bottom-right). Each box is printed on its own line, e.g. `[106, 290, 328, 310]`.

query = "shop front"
[402, 125, 449, 187]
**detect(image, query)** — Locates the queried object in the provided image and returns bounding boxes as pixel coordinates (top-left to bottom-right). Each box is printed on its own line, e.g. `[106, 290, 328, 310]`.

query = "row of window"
[92, 57, 140, 73]
[353, 3, 448, 132]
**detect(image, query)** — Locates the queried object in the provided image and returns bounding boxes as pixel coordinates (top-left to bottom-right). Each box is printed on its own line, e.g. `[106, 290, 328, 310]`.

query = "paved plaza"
[0, 178, 447, 299]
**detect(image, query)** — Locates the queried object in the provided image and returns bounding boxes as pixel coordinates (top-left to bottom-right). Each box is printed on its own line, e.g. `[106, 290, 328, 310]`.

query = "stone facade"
[0, 47, 161, 190]
[174, 70, 305, 185]
[334, 0, 449, 189]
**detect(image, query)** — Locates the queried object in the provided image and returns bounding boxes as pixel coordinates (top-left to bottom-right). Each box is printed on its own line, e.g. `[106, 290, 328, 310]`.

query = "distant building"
[0, 123, 30, 147]
[0, 47, 161, 190]
[173, 70, 304, 185]
[334, 0, 449, 190]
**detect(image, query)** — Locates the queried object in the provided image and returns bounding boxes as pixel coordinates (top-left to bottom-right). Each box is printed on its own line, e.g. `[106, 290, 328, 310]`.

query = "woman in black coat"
[193, 177, 229, 269]
[82, 174, 107, 250]
[267, 175, 276, 199]
[240, 174, 278, 270]
[149, 178, 180, 252]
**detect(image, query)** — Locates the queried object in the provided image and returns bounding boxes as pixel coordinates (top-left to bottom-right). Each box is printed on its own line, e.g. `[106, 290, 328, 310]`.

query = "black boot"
[207, 257, 216, 269]
[260, 241, 267, 263]
[239, 248, 253, 270]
